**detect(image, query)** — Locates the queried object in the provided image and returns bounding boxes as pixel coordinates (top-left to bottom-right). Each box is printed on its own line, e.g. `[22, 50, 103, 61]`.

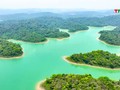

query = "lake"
[0, 26, 120, 90]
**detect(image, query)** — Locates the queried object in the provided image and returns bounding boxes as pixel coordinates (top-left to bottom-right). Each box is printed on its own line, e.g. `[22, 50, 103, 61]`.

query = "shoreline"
[47, 37, 70, 41]
[36, 80, 46, 90]
[8, 36, 69, 44]
[69, 29, 88, 34]
[7, 29, 88, 43]
[0, 48, 24, 60]
[8, 39, 49, 44]
[96, 33, 120, 47]
[0, 53, 24, 60]
[63, 56, 120, 71]
[56, 37, 70, 41]
[59, 28, 89, 34]
[97, 38, 120, 47]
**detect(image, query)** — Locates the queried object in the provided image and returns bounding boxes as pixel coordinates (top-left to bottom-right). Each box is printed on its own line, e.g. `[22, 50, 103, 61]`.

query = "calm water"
[0, 26, 120, 90]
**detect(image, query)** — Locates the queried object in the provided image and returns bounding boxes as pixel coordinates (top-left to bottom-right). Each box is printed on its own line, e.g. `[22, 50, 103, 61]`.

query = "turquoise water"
[0, 26, 120, 90]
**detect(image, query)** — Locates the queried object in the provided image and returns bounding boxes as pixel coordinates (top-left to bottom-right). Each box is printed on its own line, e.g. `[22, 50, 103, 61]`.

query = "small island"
[37, 74, 120, 90]
[65, 50, 120, 69]
[99, 27, 120, 46]
[0, 39, 23, 58]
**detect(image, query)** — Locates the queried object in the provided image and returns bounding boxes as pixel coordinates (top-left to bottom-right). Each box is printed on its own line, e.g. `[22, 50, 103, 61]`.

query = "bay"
[0, 26, 120, 90]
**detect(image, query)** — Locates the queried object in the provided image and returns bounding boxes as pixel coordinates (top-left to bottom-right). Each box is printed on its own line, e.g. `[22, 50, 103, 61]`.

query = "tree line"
[0, 39, 23, 58]
[0, 15, 120, 43]
[99, 27, 120, 45]
[67, 50, 120, 69]
[0, 17, 89, 43]
[42, 74, 120, 90]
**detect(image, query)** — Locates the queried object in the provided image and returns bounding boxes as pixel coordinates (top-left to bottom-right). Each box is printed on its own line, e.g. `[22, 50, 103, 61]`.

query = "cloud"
[0, 0, 120, 9]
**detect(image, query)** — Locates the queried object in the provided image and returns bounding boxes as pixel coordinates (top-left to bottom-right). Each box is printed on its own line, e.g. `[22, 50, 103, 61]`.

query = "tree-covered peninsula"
[99, 27, 120, 45]
[0, 14, 120, 43]
[41, 74, 120, 90]
[0, 39, 23, 58]
[0, 17, 89, 43]
[66, 50, 120, 69]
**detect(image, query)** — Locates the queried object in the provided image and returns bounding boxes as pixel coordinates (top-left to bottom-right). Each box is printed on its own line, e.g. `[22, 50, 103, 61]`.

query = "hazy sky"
[0, 0, 120, 10]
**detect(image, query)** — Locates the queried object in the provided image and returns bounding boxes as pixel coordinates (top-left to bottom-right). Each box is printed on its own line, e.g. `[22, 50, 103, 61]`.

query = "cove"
[0, 26, 120, 90]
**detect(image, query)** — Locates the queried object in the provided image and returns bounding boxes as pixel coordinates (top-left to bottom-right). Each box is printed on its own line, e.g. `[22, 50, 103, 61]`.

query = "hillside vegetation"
[0, 39, 23, 58]
[99, 27, 120, 45]
[66, 50, 120, 69]
[42, 74, 120, 90]
[0, 14, 120, 44]
[0, 17, 88, 43]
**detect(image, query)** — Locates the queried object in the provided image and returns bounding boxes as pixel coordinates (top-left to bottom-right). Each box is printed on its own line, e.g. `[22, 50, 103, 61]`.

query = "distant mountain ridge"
[0, 9, 119, 21]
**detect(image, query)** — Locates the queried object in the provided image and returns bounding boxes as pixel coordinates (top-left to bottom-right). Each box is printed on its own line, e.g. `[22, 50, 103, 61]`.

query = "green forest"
[0, 39, 23, 58]
[42, 74, 120, 90]
[66, 50, 120, 69]
[0, 14, 120, 57]
[67, 15, 120, 27]
[0, 12, 120, 90]
[0, 15, 120, 43]
[99, 27, 120, 45]
[0, 17, 88, 43]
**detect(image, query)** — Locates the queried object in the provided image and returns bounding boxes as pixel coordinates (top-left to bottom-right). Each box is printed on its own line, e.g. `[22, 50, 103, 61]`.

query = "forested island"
[39, 74, 120, 90]
[99, 27, 120, 45]
[0, 14, 120, 43]
[0, 13, 120, 58]
[0, 39, 23, 58]
[65, 50, 120, 69]
[1, 11, 120, 90]
[0, 17, 89, 43]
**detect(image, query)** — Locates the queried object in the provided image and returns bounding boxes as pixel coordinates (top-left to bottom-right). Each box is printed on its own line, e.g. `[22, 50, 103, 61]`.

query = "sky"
[0, 0, 120, 10]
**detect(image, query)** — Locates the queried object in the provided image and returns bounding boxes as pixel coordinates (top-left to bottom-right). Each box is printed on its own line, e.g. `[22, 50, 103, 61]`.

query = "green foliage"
[0, 16, 89, 43]
[99, 27, 120, 45]
[42, 74, 120, 90]
[67, 50, 120, 69]
[67, 15, 120, 27]
[60, 22, 89, 32]
[1, 14, 120, 43]
[0, 39, 23, 57]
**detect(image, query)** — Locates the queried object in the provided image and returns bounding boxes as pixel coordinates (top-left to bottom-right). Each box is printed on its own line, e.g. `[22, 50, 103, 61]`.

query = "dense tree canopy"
[42, 74, 120, 90]
[0, 14, 120, 43]
[67, 15, 120, 27]
[67, 50, 120, 69]
[61, 22, 89, 32]
[99, 27, 120, 45]
[0, 17, 89, 43]
[0, 39, 23, 58]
